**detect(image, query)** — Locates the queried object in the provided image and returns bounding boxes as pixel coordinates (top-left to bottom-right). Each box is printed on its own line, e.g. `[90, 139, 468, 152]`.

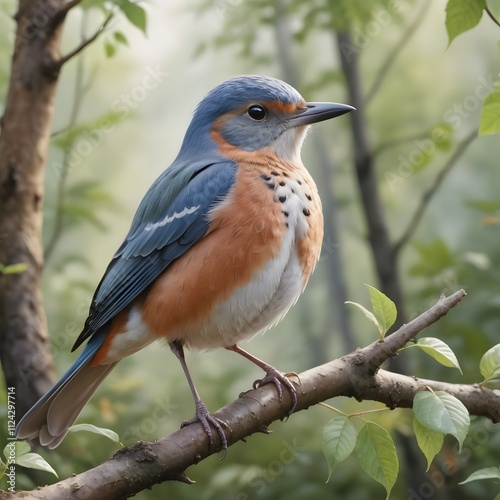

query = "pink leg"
[226, 344, 299, 415]
[170, 340, 228, 451]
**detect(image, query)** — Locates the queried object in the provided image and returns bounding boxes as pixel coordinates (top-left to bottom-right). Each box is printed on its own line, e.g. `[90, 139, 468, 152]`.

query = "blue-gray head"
[178, 75, 354, 162]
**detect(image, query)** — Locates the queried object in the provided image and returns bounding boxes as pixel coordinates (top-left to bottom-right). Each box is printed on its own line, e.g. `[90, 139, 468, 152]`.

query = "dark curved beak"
[289, 102, 355, 127]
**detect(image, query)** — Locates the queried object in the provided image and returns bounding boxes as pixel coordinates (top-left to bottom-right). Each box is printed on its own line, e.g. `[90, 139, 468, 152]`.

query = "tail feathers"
[16, 329, 117, 449]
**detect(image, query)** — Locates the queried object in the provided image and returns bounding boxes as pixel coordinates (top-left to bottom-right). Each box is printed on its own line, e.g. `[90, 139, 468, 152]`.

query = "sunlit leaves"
[322, 416, 357, 481]
[404, 337, 462, 373]
[1, 441, 58, 478]
[69, 423, 123, 447]
[104, 40, 116, 58]
[413, 390, 470, 451]
[446, 0, 485, 47]
[356, 422, 398, 499]
[479, 90, 500, 135]
[479, 343, 500, 388]
[118, 0, 147, 34]
[346, 284, 396, 339]
[413, 417, 444, 470]
[459, 466, 500, 485]
[0, 263, 28, 274]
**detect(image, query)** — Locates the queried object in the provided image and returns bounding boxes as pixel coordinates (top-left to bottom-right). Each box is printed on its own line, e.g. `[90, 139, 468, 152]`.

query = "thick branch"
[394, 130, 477, 254]
[9, 289, 499, 500]
[336, 30, 408, 334]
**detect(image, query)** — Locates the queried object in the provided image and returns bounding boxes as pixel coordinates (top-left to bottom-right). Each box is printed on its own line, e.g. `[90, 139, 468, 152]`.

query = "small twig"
[45, 13, 89, 261]
[365, 0, 431, 105]
[486, 6, 500, 28]
[319, 402, 347, 416]
[363, 290, 467, 367]
[393, 129, 477, 255]
[373, 130, 431, 157]
[347, 407, 390, 418]
[53, 11, 114, 70]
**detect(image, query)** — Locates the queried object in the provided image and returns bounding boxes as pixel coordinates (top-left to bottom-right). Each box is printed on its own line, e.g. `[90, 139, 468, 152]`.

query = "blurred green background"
[1, 0, 500, 498]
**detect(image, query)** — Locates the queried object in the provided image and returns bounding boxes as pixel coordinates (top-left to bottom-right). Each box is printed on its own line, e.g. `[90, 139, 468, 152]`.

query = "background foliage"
[1, 0, 500, 498]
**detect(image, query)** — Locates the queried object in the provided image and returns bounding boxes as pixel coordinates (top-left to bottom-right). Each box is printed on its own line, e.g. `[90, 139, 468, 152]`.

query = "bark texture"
[0, 0, 68, 416]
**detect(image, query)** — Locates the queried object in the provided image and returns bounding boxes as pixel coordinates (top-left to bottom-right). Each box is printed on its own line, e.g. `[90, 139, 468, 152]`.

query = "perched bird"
[16, 75, 353, 450]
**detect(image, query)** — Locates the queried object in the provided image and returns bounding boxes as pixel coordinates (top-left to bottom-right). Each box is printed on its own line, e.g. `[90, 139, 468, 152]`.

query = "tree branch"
[394, 129, 477, 254]
[9, 289, 498, 499]
[45, 12, 90, 261]
[52, 11, 113, 70]
[365, 0, 431, 105]
[485, 6, 500, 28]
[373, 130, 430, 157]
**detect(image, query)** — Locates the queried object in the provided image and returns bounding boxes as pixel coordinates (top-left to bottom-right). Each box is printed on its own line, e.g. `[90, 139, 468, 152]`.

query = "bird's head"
[178, 75, 354, 163]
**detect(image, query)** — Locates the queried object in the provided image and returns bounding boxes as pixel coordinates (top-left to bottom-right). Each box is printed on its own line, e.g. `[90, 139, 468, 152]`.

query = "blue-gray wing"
[73, 159, 237, 350]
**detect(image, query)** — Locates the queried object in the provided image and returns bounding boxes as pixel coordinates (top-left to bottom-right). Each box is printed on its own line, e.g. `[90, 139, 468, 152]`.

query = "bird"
[16, 75, 354, 451]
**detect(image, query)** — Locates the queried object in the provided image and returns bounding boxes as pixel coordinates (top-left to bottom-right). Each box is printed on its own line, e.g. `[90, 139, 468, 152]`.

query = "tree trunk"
[0, 0, 67, 417]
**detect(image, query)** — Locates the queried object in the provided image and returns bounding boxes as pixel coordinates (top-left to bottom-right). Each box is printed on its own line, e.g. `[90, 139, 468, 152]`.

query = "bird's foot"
[253, 369, 300, 417]
[181, 400, 229, 454]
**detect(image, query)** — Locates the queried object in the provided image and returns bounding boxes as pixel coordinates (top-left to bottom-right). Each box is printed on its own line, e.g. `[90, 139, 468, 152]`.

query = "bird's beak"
[288, 102, 355, 127]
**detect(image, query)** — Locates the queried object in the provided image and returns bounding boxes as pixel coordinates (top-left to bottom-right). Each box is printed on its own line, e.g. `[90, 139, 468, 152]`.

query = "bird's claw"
[253, 369, 300, 417]
[181, 401, 229, 455]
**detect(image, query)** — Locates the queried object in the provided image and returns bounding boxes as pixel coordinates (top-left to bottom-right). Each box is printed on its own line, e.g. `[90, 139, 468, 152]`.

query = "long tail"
[16, 329, 117, 449]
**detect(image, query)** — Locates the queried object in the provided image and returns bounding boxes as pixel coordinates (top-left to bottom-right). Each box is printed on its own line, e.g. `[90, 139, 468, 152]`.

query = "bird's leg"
[226, 344, 299, 416]
[170, 340, 228, 452]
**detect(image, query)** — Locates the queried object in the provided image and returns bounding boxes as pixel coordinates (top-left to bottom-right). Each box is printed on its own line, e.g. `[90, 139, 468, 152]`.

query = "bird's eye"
[247, 105, 266, 121]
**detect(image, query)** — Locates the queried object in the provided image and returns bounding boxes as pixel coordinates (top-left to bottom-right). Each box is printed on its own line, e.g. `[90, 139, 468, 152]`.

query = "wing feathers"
[74, 160, 236, 350]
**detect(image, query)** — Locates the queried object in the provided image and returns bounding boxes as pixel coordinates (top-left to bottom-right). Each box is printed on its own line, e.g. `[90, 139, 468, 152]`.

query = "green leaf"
[68, 423, 123, 446]
[345, 301, 380, 334]
[0, 263, 28, 274]
[405, 337, 462, 373]
[459, 466, 500, 484]
[432, 122, 454, 152]
[104, 41, 116, 58]
[15, 452, 58, 478]
[322, 416, 357, 481]
[479, 90, 500, 135]
[113, 30, 128, 45]
[118, 0, 147, 34]
[467, 200, 500, 212]
[2, 441, 30, 461]
[0, 460, 7, 480]
[409, 239, 455, 277]
[356, 421, 399, 499]
[479, 343, 500, 388]
[413, 391, 470, 451]
[365, 284, 397, 339]
[413, 417, 444, 471]
[446, 0, 485, 47]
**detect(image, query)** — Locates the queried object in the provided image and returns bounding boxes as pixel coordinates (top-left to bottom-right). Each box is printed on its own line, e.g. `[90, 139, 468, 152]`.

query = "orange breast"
[141, 147, 323, 345]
